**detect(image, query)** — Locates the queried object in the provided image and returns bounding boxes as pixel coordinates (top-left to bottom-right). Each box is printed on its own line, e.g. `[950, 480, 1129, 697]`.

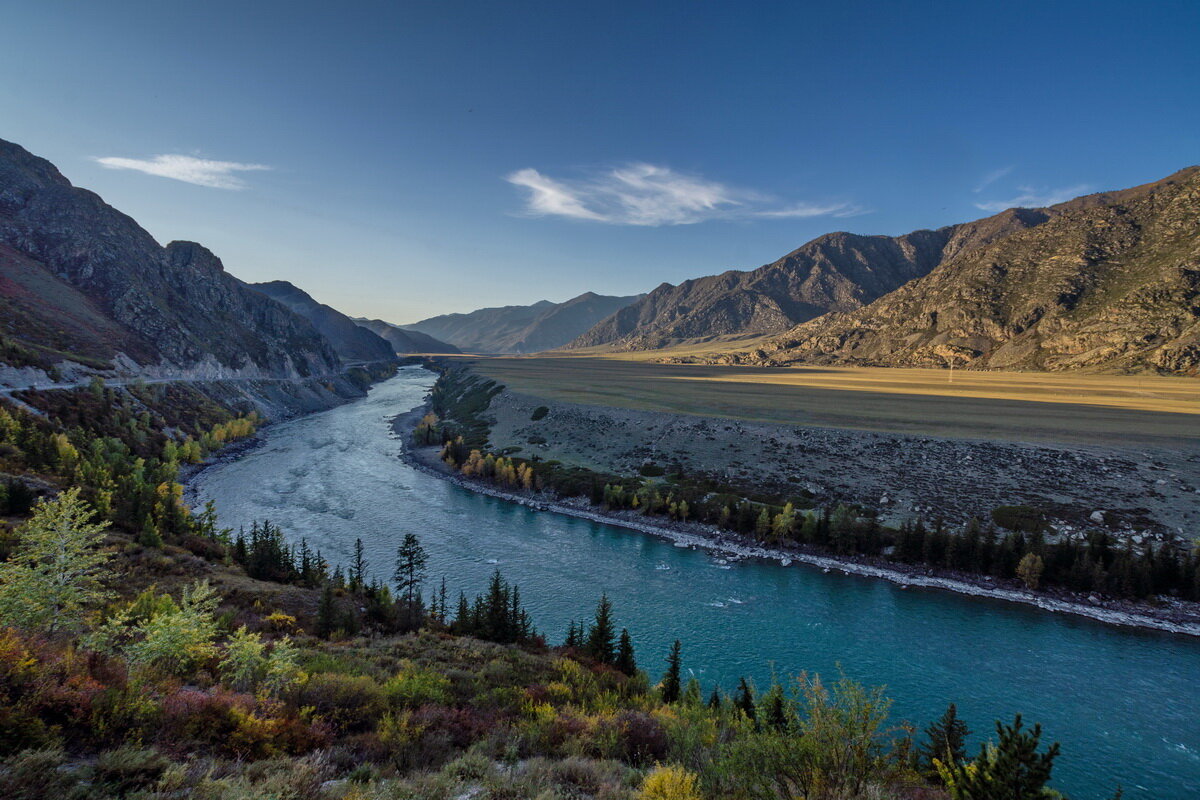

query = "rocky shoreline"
[391, 401, 1200, 638]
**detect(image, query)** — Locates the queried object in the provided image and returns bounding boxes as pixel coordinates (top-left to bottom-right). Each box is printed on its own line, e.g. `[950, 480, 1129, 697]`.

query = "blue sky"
[2, 1, 1197, 321]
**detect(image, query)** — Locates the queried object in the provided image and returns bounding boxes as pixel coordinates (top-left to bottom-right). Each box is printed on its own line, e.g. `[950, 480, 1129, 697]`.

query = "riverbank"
[392, 401, 1200, 638]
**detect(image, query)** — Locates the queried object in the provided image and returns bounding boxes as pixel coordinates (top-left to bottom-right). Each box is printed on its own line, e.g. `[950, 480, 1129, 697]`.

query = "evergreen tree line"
[436, 427, 1200, 603]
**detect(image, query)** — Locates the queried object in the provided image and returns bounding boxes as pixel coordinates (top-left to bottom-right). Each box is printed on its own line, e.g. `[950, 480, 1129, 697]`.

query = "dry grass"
[461, 356, 1200, 448]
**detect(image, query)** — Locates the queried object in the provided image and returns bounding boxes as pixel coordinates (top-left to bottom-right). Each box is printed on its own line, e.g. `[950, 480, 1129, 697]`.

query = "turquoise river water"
[193, 367, 1200, 799]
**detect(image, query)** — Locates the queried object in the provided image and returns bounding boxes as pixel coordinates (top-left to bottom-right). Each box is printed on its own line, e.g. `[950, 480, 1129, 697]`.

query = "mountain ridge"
[405, 292, 642, 353]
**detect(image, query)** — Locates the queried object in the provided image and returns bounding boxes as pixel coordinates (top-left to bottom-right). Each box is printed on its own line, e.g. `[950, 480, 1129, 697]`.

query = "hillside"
[250, 280, 396, 363]
[749, 167, 1200, 373]
[354, 316, 461, 354]
[569, 210, 1050, 351]
[0, 138, 341, 379]
[405, 291, 641, 353]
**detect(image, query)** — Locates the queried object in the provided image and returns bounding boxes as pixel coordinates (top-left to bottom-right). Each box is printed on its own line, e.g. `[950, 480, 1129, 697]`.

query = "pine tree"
[660, 640, 682, 703]
[586, 594, 616, 664]
[936, 715, 1060, 799]
[760, 679, 790, 731]
[351, 537, 368, 592]
[734, 677, 756, 722]
[919, 703, 970, 776]
[707, 685, 723, 710]
[615, 628, 637, 675]
[393, 533, 428, 630]
[316, 583, 338, 639]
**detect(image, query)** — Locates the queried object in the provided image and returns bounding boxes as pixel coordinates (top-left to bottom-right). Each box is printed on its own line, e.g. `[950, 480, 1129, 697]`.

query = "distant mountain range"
[567, 168, 1200, 374]
[0, 138, 383, 381]
[251, 281, 398, 363]
[353, 317, 460, 355]
[404, 292, 642, 353]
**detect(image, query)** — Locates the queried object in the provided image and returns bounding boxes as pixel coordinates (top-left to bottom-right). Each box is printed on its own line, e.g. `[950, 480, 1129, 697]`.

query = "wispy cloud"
[974, 183, 1092, 213]
[92, 154, 271, 189]
[506, 163, 863, 225]
[973, 166, 1014, 193]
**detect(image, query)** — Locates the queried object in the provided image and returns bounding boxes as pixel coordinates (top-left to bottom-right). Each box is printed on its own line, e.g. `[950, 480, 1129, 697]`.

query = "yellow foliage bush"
[639, 764, 703, 800]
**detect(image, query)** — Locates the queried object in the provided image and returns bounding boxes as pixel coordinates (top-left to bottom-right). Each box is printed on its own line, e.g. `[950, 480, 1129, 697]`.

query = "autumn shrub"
[639, 764, 703, 800]
[383, 661, 453, 708]
[158, 687, 251, 751]
[296, 671, 386, 733]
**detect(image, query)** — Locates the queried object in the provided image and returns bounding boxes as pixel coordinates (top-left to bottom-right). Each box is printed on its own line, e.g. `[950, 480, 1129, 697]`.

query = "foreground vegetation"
[0, 376, 1100, 798]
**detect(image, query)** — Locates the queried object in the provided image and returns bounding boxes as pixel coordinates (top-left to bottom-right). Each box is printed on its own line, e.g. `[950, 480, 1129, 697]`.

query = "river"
[193, 367, 1200, 799]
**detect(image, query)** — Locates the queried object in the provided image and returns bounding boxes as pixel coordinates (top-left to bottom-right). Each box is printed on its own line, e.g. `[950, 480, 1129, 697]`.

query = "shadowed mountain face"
[353, 317, 460, 354]
[405, 292, 642, 353]
[751, 168, 1200, 373]
[251, 281, 396, 363]
[569, 210, 1050, 351]
[0, 138, 341, 378]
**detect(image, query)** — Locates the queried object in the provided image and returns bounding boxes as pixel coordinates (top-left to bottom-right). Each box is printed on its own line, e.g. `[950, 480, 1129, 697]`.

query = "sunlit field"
[463, 355, 1200, 448]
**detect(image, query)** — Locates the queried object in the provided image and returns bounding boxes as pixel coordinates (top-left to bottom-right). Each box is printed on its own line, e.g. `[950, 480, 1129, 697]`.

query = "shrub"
[639, 464, 666, 477]
[0, 748, 75, 800]
[639, 764, 703, 800]
[92, 745, 169, 795]
[530, 406, 550, 421]
[384, 661, 453, 709]
[991, 505, 1047, 533]
[296, 672, 386, 733]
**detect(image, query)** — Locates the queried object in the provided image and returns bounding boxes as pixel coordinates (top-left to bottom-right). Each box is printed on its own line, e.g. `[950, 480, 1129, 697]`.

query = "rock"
[1090, 510, 1106, 523]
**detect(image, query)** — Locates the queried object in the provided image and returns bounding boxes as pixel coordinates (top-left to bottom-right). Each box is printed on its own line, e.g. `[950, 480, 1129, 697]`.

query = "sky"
[2, 0, 1197, 322]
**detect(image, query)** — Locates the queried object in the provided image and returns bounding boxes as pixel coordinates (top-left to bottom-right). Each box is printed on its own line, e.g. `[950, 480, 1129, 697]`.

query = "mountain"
[0, 138, 340, 379]
[748, 167, 1200, 374]
[569, 211, 1049, 351]
[354, 317, 460, 354]
[251, 281, 396, 363]
[405, 292, 642, 353]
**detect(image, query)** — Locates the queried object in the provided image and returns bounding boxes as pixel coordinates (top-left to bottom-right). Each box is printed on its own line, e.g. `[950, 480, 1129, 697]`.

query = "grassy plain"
[463, 355, 1200, 448]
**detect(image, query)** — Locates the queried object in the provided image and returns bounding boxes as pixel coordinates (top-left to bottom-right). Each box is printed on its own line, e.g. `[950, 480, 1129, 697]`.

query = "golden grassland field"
[462, 355, 1200, 449]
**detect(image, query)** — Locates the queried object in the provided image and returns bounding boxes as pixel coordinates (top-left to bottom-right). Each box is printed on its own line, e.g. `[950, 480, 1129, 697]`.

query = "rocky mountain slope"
[0, 138, 341, 379]
[750, 167, 1200, 373]
[405, 292, 641, 353]
[570, 211, 1050, 351]
[251, 281, 396, 363]
[354, 317, 460, 354]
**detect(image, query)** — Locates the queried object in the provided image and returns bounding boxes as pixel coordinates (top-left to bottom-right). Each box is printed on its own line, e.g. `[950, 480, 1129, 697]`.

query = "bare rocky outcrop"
[744, 168, 1200, 374]
[0, 137, 341, 378]
[568, 209, 1048, 350]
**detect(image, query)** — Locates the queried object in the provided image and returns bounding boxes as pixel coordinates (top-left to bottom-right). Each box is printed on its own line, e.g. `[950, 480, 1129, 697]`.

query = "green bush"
[530, 406, 550, 421]
[991, 505, 1048, 533]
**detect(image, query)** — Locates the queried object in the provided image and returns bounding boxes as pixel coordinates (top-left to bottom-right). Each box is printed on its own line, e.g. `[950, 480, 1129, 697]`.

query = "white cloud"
[974, 183, 1092, 213]
[92, 154, 271, 189]
[506, 163, 861, 226]
[973, 166, 1014, 193]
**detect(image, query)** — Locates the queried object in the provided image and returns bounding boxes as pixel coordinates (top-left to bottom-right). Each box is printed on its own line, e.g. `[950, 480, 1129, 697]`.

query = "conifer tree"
[919, 703, 970, 776]
[936, 715, 1060, 799]
[660, 639, 683, 703]
[734, 677, 756, 722]
[393, 533, 428, 630]
[351, 537, 368, 592]
[586, 594, 616, 664]
[707, 685, 723, 710]
[615, 628, 637, 675]
[316, 583, 338, 639]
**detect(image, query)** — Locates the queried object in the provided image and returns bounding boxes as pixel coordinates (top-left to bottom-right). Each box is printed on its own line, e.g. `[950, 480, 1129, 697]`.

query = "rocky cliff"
[751, 168, 1200, 373]
[353, 317, 460, 354]
[568, 212, 1045, 350]
[251, 280, 396, 363]
[0, 138, 341, 379]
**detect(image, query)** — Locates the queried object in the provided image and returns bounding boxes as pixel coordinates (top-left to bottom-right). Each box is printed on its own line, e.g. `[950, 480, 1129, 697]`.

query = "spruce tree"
[937, 715, 1060, 799]
[316, 584, 337, 639]
[660, 640, 682, 703]
[586, 594, 616, 664]
[734, 677, 756, 722]
[351, 537, 368, 592]
[393, 533, 428, 630]
[615, 628, 637, 675]
[919, 703, 970, 776]
[707, 685, 723, 710]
